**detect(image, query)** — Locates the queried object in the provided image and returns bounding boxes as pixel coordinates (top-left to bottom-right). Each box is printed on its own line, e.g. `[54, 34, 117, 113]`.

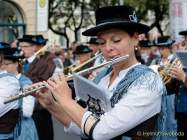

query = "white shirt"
[0, 71, 20, 117]
[66, 64, 164, 140]
[16, 74, 35, 118]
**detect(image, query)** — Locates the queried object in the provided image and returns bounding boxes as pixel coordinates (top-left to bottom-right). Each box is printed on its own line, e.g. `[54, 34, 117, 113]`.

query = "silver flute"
[4, 54, 129, 104]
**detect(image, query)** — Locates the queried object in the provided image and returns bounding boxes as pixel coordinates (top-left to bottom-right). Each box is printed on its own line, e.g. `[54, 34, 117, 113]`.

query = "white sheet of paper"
[175, 51, 187, 72]
[73, 73, 111, 112]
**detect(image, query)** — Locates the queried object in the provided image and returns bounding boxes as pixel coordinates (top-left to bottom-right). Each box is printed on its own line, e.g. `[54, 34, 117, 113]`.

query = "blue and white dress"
[17, 74, 38, 140]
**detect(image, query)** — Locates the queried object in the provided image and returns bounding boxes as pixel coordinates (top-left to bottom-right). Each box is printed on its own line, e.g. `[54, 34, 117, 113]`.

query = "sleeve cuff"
[81, 111, 92, 135]
[81, 111, 100, 138]
[64, 121, 82, 135]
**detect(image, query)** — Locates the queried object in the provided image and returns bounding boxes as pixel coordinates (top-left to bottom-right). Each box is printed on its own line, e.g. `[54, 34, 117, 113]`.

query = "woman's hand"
[45, 74, 72, 104]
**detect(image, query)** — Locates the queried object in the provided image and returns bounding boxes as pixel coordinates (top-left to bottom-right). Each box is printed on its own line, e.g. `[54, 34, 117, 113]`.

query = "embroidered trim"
[110, 65, 153, 107]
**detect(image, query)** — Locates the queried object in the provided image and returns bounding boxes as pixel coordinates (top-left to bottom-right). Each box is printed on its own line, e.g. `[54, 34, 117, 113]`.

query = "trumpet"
[71, 52, 103, 72]
[22, 45, 49, 64]
[4, 54, 129, 104]
[35, 45, 49, 56]
[64, 52, 103, 75]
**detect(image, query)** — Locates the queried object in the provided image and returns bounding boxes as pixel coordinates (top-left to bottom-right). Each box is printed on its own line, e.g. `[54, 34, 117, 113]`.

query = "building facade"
[0, 0, 48, 43]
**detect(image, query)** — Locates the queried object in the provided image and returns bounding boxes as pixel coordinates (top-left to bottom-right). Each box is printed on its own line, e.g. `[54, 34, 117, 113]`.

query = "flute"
[4, 54, 129, 104]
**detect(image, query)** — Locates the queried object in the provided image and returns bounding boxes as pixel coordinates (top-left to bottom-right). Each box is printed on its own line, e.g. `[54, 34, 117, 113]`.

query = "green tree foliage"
[123, 0, 169, 36]
[49, 0, 169, 47]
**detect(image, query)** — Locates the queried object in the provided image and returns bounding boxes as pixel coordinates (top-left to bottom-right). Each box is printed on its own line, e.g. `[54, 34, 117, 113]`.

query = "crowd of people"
[0, 4, 187, 140]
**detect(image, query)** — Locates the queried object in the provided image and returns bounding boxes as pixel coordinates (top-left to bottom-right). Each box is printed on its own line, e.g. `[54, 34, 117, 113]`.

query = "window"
[0, 0, 25, 43]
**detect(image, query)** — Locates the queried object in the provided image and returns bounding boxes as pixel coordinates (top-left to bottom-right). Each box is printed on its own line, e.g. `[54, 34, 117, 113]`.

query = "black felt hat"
[18, 34, 48, 45]
[179, 30, 187, 36]
[82, 6, 150, 36]
[87, 37, 99, 45]
[0, 42, 23, 60]
[153, 36, 175, 47]
[139, 40, 154, 48]
[0, 42, 11, 55]
[3, 48, 23, 60]
[0, 42, 10, 49]
[73, 44, 93, 55]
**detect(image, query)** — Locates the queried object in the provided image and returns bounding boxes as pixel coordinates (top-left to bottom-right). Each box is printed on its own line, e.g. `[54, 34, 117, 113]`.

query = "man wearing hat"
[138, 39, 159, 65]
[87, 37, 100, 55]
[0, 42, 21, 139]
[18, 35, 55, 140]
[72, 44, 93, 72]
[170, 55, 187, 140]
[154, 36, 179, 140]
[86, 37, 105, 80]
[179, 30, 187, 39]
[179, 30, 187, 50]
[169, 30, 187, 140]
[87, 37, 105, 64]
[153, 36, 175, 65]
[18, 35, 49, 74]
[35, 5, 168, 140]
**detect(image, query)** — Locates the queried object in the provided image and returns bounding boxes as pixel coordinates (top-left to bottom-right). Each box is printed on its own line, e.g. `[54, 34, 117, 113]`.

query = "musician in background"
[179, 30, 187, 41]
[170, 65, 187, 140]
[153, 36, 177, 92]
[153, 36, 177, 140]
[1, 46, 38, 140]
[170, 30, 187, 140]
[36, 6, 168, 140]
[0, 42, 21, 139]
[18, 35, 55, 140]
[153, 36, 175, 65]
[69, 44, 93, 105]
[72, 44, 93, 72]
[87, 37, 100, 55]
[87, 37, 105, 80]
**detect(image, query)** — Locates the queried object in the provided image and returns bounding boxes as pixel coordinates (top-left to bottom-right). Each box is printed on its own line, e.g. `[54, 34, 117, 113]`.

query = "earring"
[135, 47, 138, 51]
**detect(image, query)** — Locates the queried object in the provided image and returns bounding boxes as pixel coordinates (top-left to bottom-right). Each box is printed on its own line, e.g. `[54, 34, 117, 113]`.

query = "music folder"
[73, 73, 111, 112]
[175, 50, 187, 72]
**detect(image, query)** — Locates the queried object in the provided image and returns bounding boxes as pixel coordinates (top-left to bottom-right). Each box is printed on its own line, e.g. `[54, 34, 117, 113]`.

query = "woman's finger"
[44, 81, 54, 91]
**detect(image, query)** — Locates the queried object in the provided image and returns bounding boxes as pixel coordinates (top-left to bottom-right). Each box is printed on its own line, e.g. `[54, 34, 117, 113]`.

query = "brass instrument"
[71, 52, 103, 72]
[4, 54, 129, 104]
[64, 52, 103, 75]
[35, 45, 49, 56]
[63, 63, 76, 75]
[22, 45, 49, 62]
[158, 57, 183, 84]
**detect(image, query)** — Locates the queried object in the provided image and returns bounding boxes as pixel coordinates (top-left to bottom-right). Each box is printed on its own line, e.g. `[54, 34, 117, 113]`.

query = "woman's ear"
[132, 32, 139, 47]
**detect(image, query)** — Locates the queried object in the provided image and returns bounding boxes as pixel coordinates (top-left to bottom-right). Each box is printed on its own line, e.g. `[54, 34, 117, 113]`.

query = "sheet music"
[175, 51, 187, 72]
[73, 73, 111, 112]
